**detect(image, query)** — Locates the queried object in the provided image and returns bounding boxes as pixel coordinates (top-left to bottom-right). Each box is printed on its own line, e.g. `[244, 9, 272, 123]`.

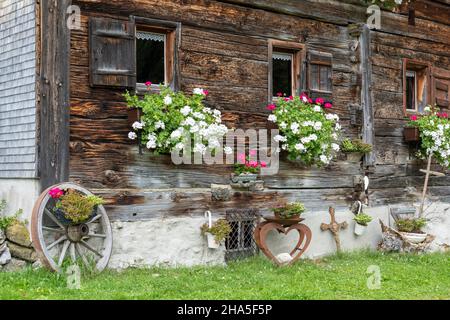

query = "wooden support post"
[419, 155, 445, 217]
[39, 0, 72, 190]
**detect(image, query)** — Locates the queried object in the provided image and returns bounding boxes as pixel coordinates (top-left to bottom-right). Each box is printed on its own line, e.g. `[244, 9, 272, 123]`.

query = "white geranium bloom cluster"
[124, 86, 229, 155]
[267, 94, 341, 166]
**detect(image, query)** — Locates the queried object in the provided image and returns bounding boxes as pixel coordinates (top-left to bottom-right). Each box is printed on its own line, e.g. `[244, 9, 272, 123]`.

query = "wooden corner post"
[39, 0, 72, 190]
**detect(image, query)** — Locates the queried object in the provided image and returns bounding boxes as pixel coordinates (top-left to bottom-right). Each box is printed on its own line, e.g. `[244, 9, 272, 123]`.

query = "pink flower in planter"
[308, 98, 313, 104]
[249, 150, 257, 156]
[145, 81, 152, 87]
[248, 161, 258, 168]
[203, 90, 209, 96]
[49, 187, 64, 199]
[238, 153, 246, 164]
[260, 161, 267, 168]
[266, 104, 276, 111]
[410, 115, 418, 121]
[324, 102, 333, 109]
[300, 93, 309, 103]
[277, 92, 283, 97]
[315, 97, 324, 105]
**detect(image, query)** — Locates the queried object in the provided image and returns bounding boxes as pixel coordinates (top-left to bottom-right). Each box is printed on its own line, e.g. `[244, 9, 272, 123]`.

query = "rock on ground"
[2, 258, 27, 272]
[5, 223, 32, 248]
[7, 241, 37, 262]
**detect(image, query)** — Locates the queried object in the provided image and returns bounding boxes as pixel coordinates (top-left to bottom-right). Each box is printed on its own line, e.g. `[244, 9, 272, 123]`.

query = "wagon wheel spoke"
[47, 235, 67, 251]
[87, 233, 106, 239]
[75, 243, 91, 268]
[58, 240, 71, 266]
[44, 208, 65, 229]
[88, 215, 102, 224]
[43, 226, 64, 232]
[70, 243, 76, 262]
[80, 240, 103, 258]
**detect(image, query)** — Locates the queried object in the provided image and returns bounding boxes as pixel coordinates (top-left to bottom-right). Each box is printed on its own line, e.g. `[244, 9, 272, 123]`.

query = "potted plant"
[353, 213, 372, 236]
[271, 202, 305, 220]
[200, 219, 232, 249]
[49, 187, 104, 226]
[267, 94, 341, 166]
[395, 217, 427, 243]
[341, 139, 373, 162]
[231, 151, 266, 183]
[406, 107, 450, 168]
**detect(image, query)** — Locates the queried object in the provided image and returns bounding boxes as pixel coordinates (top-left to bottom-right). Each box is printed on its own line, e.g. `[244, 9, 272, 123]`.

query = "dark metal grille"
[225, 209, 260, 262]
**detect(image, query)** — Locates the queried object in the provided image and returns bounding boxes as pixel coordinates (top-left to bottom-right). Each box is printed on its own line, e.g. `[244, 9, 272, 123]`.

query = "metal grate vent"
[225, 208, 260, 262]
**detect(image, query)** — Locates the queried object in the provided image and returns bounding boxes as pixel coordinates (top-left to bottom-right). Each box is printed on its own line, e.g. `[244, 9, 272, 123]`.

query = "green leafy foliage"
[57, 191, 104, 224]
[353, 213, 373, 226]
[362, 0, 404, 10]
[341, 139, 373, 153]
[200, 219, 232, 242]
[396, 218, 427, 233]
[407, 106, 450, 168]
[0, 200, 23, 231]
[272, 202, 306, 219]
[268, 95, 341, 166]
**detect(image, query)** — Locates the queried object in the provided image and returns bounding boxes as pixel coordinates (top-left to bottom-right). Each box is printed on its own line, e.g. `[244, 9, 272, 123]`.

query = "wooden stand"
[254, 218, 312, 266]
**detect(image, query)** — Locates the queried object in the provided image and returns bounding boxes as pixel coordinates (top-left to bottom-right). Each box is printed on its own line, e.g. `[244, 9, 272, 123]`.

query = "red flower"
[437, 112, 448, 118]
[260, 161, 267, 168]
[315, 98, 324, 105]
[324, 102, 332, 109]
[289, 96, 294, 100]
[410, 115, 418, 121]
[277, 92, 283, 97]
[284, 98, 290, 102]
[238, 153, 246, 164]
[145, 81, 152, 87]
[249, 150, 257, 157]
[203, 90, 209, 96]
[308, 98, 313, 103]
[266, 104, 276, 111]
[300, 93, 309, 102]
[49, 187, 64, 199]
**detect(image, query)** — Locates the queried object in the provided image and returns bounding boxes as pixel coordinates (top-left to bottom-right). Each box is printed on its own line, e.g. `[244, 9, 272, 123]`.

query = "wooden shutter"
[432, 67, 450, 109]
[89, 17, 136, 88]
[307, 50, 333, 99]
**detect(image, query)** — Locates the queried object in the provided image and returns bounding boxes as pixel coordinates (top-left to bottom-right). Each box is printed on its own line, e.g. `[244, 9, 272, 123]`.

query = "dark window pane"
[310, 64, 319, 91]
[272, 52, 292, 97]
[310, 64, 332, 92]
[136, 32, 165, 84]
[406, 71, 416, 110]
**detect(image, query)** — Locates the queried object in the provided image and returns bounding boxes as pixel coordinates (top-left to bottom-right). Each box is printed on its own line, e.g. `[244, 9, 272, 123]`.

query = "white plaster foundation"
[0, 178, 40, 223]
[107, 204, 450, 269]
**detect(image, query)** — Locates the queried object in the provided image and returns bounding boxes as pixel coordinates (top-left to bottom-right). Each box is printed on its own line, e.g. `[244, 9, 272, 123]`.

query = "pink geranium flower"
[300, 93, 309, 103]
[248, 161, 258, 168]
[260, 161, 267, 168]
[324, 102, 332, 109]
[249, 150, 257, 156]
[203, 90, 209, 96]
[145, 81, 152, 87]
[49, 187, 64, 199]
[410, 115, 418, 121]
[266, 104, 276, 111]
[315, 98, 324, 105]
[277, 92, 283, 97]
[238, 153, 246, 164]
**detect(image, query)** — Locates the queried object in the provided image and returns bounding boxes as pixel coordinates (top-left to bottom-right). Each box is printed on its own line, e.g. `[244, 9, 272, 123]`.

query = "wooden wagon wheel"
[31, 183, 113, 273]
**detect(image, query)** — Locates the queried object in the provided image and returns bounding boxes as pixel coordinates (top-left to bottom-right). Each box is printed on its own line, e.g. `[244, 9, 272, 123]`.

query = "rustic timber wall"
[0, 0, 37, 178]
[69, 0, 450, 222]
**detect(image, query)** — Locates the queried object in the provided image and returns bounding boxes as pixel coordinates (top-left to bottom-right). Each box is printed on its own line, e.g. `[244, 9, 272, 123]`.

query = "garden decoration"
[378, 220, 434, 253]
[341, 138, 372, 163]
[320, 207, 348, 252]
[254, 203, 312, 266]
[419, 155, 445, 217]
[267, 93, 341, 166]
[31, 183, 113, 273]
[230, 150, 266, 190]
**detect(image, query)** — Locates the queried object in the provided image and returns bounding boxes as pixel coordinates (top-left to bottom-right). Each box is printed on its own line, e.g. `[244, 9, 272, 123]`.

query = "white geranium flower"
[204, 107, 212, 114]
[295, 143, 305, 151]
[193, 88, 205, 95]
[193, 143, 207, 154]
[302, 96, 308, 103]
[424, 106, 431, 113]
[332, 143, 340, 151]
[164, 95, 172, 105]
[175, 142, 184, 150]
[309, 134, 318, 141]
[183, 117, 196, 127]
[132, 121, 144, 130]
[280, 122, 287, 129]
[314, 121, 322, 130]
[268, 114, 277, 123]
[128, 132, 137, 140]
[213, 109, 221, 117]
[301, 137, 310, 144]
[274, 135, 286, 142]
[332, 133, 338, 140]
[208, 138, 221, 148]
[181, 106, 191, 116]
[155, 121, 165, 130]
[190, 125, 199, 133]
[320, 155, 329, 164]
[291, 122, 300, 134]
[224, 146, 233, 155]
[193, 112, 205, 120]
[314, 105, 321, 112]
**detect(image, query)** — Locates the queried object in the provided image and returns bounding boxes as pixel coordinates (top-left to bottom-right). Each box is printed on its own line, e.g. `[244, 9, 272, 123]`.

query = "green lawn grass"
[0, 251, 449, 300]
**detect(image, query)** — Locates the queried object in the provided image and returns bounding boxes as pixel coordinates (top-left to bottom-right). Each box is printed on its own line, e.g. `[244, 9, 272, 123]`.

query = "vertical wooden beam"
[39, 0, 71, 190]
[360, 24, 375, 166]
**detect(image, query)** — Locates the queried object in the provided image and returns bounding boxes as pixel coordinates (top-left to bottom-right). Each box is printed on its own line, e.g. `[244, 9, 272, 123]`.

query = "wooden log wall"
[69, 0, 450, 221]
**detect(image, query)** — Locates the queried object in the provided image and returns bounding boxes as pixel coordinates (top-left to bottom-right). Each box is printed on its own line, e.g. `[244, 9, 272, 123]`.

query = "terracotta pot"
[404, 127, 420, 143]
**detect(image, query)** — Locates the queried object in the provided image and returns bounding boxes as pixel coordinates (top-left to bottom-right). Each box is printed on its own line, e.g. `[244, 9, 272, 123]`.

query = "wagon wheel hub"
[67, 224, 90, 243]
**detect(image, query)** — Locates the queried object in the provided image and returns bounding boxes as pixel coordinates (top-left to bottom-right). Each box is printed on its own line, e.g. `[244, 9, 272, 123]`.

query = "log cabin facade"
[1, 0, 450, 265]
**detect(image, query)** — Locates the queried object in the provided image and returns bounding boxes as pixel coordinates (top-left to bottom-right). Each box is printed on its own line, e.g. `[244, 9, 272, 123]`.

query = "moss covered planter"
[54, 207, 97, 226]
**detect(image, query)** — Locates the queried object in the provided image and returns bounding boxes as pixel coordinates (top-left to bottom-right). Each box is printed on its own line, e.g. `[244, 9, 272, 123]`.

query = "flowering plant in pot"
[124, 85, 230, 156]
[267, 94, 341, 166]
[271, 202, 306, 220]
[396, 217, 427, 243]
[49, 187, 104, 225]
[341, 139, 373, 163]
[200, 219, 232, 249]
[407, 106, 450, 167]
[361, 0, 405, 10]
[353, 213, 372, 236]
[232, 150, 267, 183]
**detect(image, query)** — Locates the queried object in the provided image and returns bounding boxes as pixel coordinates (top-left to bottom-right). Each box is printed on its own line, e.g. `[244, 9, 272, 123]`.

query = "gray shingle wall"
[0, 0, 37, 178]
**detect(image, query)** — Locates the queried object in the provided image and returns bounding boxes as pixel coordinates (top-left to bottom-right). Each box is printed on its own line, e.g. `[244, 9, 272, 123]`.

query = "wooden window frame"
[402, 58, 431, 116]
[131, 16, 181, 94]
[431, 66, 450, 109]
[307, 51, 333, 95]
[268, 39, 305, 103]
